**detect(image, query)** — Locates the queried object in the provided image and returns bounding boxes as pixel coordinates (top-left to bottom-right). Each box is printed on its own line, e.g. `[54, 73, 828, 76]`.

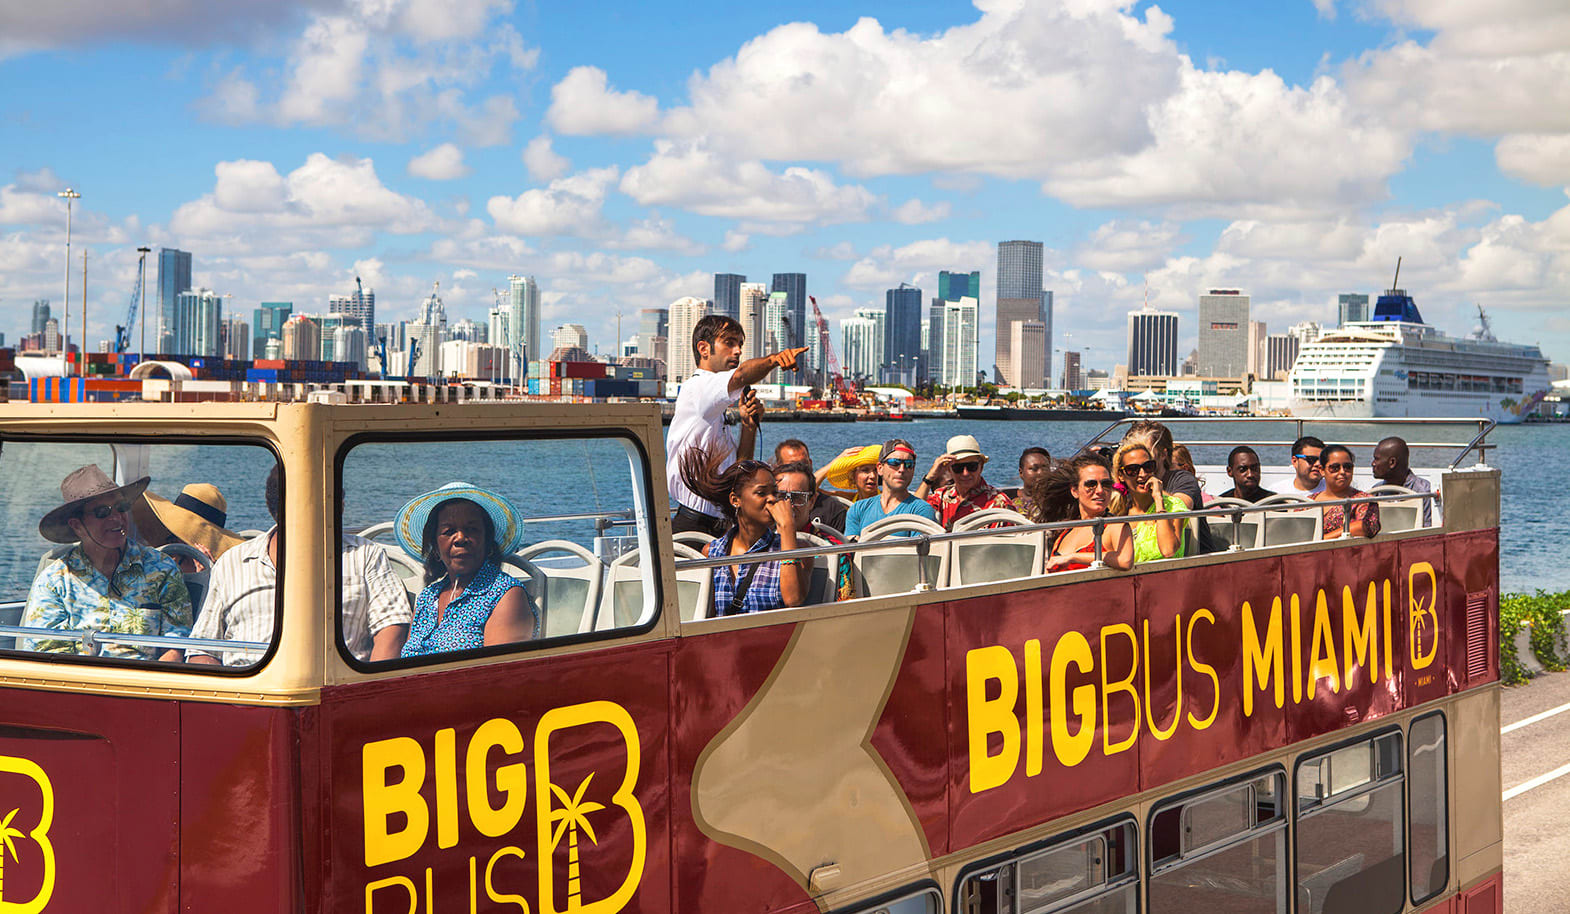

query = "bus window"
[844, 886, 941, 914]
[337, 432, 659, 667]
[1408, 713, 1449, 904]
[1148, 772, 1286, 914]
[1294, 732, 1405, 914]
[0, 438, 281, 670]
[959, 820, 1137, 914]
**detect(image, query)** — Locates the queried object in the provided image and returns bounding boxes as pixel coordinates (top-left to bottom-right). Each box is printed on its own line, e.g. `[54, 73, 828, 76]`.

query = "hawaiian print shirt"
[707, 527, 787, 616]
[1015, 492, 1044, 524]
[925, 480, 1014, 530]
[22, 542, 193, 658]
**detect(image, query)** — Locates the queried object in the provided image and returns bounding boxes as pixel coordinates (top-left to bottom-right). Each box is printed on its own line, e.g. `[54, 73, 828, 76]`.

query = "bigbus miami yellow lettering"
[966, 563, 1440, 794]
[361, 700, 646, 914]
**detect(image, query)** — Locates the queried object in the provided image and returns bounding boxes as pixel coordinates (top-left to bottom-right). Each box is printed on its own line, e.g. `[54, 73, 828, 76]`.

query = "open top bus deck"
[0, 402, 1502, 914]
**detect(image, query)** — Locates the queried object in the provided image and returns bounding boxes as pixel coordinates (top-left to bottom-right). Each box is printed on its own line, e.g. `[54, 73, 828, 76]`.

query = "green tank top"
[1131, 493, 1188, 564]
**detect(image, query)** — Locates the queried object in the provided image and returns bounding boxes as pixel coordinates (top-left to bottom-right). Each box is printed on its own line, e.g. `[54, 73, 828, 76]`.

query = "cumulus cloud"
[605, 214, 705, 255]
[839, 237, 996, 290]
[1496, 134, 1570, 186]
[1077, 220, 1187, 272]
[546, 66, 661, 136]
[0, 0, 337, 56]
[721, 230, 751, 253]
[891, 198, 951, 225]
[485, 166, 619, 236]
[522, 135, 569, 181]
[408, 143, 471, 180]
[620, 140, 876, 223]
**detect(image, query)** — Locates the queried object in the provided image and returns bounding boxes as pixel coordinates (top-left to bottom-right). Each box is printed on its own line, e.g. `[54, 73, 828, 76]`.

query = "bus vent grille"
[1465, 590, 1490, 683]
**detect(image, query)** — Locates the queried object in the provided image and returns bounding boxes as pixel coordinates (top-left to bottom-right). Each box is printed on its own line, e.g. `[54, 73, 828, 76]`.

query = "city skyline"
[0, 2, 1566, 372]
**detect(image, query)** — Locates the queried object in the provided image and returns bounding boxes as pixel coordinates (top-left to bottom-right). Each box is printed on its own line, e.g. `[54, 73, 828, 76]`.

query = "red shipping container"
[255, 359, 287, 369]
[561, 361, 606, 379]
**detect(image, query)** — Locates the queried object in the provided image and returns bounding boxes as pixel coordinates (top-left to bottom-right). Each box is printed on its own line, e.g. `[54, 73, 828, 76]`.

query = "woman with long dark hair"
[1029, 453, 1133, 572]
[1315, 444, 1381, 539]
[680, 447, 807, 615]
[394, 482, 538, 656]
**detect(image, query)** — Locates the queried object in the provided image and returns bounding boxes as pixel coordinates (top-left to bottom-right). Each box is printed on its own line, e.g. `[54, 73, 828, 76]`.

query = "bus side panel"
[0, 688, 180, 914]
[869, 600, 948, 859]
[1400, 535, 1453, 704]
[1281, 539, 1405, 740]
[1135, 556, 1289, 788]
[178, 702, 307, 913]
[671, 621, 815, 913]
[321, 641, 673, 914]
[1446, 529, 1500, 688]
[946, 577, 1142, 850]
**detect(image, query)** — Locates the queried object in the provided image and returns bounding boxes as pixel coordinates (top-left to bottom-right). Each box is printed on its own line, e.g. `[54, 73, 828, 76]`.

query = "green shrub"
[1500, 589, 1570, 685]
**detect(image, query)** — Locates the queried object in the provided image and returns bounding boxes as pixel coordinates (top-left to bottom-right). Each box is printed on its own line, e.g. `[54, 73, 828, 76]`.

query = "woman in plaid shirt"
[679, 447, 807, 616]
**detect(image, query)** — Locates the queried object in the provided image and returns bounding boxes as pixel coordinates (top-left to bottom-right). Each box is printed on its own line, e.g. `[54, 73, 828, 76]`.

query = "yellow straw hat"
[822, 444, 881, 492]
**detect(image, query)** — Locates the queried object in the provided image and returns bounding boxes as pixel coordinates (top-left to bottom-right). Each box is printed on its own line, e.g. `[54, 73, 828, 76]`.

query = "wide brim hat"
[394, 481, 524, 561]
[946, 434, 987, 462]
[823, 445, 882, 491]
[39, 464, 152, 544]
[136, 484, 247, 559]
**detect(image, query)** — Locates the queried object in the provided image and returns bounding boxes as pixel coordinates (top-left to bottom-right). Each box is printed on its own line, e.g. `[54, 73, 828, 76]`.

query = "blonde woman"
[1110, 440, 1186, 563]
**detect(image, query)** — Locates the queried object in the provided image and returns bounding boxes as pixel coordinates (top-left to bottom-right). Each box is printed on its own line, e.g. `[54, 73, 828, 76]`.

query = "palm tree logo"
[0, 807, 22, 902]
[547, 774, 606, 911]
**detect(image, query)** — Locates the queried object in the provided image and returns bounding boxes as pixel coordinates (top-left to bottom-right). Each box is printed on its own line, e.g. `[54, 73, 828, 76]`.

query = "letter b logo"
[0, 756, 55, 914]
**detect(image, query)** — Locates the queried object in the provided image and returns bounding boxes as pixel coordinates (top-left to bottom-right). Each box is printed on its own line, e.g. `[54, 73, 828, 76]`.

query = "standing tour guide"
[667, 314, 806, 536]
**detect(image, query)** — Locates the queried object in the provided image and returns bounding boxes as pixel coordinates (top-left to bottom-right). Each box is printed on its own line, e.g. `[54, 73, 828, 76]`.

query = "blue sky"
[2, 0, 1567, 373]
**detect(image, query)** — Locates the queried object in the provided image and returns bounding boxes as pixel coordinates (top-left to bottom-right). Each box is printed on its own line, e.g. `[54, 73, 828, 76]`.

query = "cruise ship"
[1289, 287, 1550, 424]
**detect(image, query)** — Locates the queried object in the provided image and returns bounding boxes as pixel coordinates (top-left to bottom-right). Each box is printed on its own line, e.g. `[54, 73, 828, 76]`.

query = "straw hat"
[394, 482, 524, 561]
[822, 445, 882, 492]
[135, 484, 246, 559]
[39, 465, 151, 544]
[945, 434, 987, 462]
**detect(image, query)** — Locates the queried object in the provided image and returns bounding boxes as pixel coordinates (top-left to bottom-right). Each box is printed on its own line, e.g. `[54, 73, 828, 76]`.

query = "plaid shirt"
[706, 527, 786, 616]
[22, 542, 192, 658]
[925, 480, 1014, 530]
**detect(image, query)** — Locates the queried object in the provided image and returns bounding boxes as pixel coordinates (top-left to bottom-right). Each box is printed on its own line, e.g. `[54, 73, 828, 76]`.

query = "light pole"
[136, 246, 151, 360]
[58, 187, 80, 374]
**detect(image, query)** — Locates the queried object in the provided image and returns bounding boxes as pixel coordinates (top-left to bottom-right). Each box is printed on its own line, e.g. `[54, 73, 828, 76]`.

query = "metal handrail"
[1079, 416, 1494, 469]
[0, 625, 268, 657]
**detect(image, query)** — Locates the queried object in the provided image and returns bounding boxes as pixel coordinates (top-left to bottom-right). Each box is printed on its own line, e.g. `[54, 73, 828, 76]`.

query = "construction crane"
[809, 296, 859, 408]
[113, 247, 151, 354]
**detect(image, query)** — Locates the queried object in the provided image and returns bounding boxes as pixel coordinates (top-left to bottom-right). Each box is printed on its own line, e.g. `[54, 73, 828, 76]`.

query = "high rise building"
[939, 297, 980, 389]
[1338, 293, 1369, 327]
[1061, 350, 1084, 390]
[926, 298, 947, 385]
[451, 318, 487, 343]
[1197, 289, 1250, 377]
[253, 302, 293, 358]
[408, 320, 444, 378]
[938, 270, 980, 302]
[639, 307, 668, 339]
[770, 273, 807, 379]
[995, 241, 1051, 387]
[883, 284, 922, 386]
[713, 273, 745, 320]
[1288, 321, 1323, 348]
[281, 315, 320, 361]
[335, 325, 368, 370]
[345, 284, 375, 330]
[508, 275, 541, 376]
[30, 300, 49, 335]
[156, 248, 192, 353]
[172, 288, 222, 356]
[765, 292, 792, 363]
[840, 315, 880, 383]
[851, 307, 884, 382]
[667, 296, 710, 383]
[1266, 333, 1300, 379]
[219, 316, 250, 361]
[1246, 320, 1268, 378]
[43, 318, 60, 353]
[1008, 319, 1046, 389]
[488, 306, 510, 354]
[553, 324, 588, 351]
[1127, 308, 1179, 376]
[738, 284, 768, 361]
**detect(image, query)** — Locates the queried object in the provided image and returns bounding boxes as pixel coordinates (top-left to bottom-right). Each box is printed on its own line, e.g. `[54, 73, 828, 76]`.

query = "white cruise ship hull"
[1289, 390, 1544, 424]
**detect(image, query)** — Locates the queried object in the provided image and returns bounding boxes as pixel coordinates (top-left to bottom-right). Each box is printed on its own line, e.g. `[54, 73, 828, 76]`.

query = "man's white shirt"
[665, 368, 740, 516]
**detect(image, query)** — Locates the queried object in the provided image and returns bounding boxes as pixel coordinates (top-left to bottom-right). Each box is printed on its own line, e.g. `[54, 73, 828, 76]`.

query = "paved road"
[1503, 669, 1570, 912]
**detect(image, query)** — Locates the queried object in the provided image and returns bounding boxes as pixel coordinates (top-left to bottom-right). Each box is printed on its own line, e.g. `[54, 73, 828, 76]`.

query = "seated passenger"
[22, 464, 192, 658]
[1219, 446, 1276, 502]
[1278, 434, 1327, 497]
[922, 434, 1014, 530]
[1316, 445, 1380, 539]
[843, 439, 939, 537]
[184, 464, 411, 665]
[1111, 441, 1186, 562]
[1012, 447, 1052, 522]
[1169, 445, 1213, 505]
[132, 482, 245, 574]
[1371, 436, 1433, 526]
[680, 447, 806, 615]
[396, 482, 537, 656]
[1033, 454, 1132, 571]
[820, 445, 881, 502]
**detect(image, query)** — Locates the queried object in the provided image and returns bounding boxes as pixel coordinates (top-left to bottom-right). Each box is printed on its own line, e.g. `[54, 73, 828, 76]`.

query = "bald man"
[1372, 436, 1432, 527]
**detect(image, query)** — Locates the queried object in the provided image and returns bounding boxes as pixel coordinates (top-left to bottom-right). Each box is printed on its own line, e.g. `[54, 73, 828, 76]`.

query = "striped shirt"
[22, 542, 192, 658]
[188, 528, 411, 666]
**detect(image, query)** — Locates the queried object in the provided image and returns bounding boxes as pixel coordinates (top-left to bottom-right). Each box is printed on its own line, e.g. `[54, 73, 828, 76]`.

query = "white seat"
[949, 509, 1045, 587]
[810, 521, 845, 542]
[830, 494, 855, 510]
[672, 530, 717, 551]
[599, 542, 711, 626]
[356, 521, 397, 544]
[1254, 493, 1323, 548]
[853, 515, 950, 597]
[1367, 484, 1422, 532]
[515, 540, 604, 638]
[1206, 497, 1264, 550]
[376, 544, 426, 603]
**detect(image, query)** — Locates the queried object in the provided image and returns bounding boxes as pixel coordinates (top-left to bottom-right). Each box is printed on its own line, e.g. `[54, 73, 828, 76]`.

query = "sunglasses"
[882, 457, 916, 470]
[952, 461, 982, 475]
[1120, 460, 1157, 477]
[777, 490, 813, 507]
[86, 500, 131, 520]
[1079, 479, 1114, 491]
[1324, 462, 1354, 473]
[1293, 453, 1324, 466]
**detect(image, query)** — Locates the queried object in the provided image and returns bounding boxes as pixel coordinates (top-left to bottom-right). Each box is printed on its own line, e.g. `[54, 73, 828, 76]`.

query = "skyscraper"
[765, 292, 792, 365]
[219, 316, 250, 360]
[156, 248, 192, 353]
[553, 324, 589, 352]
[253, 302, 293, 358]
[508, 275, 541, 376]
[713, 273, 745, 321]
[939, 297, 980, 389]
[335, 325, 368, 370]
[738, 283, 768, 361]
[1197, 289, 1251, 377]
[1246, 320, 1268, 378]
[345, 284, 375, 329]
[30, 300, 49, 335]
[1266, 333, 1300, 379]
[1127, 308, 1179, 376]
[938, 270, 980, 302]
[667, 296, 710, 383]
[173, 288, 222, 356]
[883, 284, 922, 386]
[1061, 350, 1084, 390]
[1338, 293, 1370, 327]
[841, 315, 880, 383]
[995, 241, 1051, 387]
[281, 315, 320, 361]
[1009, 319, 1046, 389]
[771, 273, 807, 380]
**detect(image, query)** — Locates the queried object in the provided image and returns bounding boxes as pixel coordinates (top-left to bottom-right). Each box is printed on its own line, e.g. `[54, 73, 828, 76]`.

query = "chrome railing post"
[1230, 510, 1246, 552]
[914, 536, 933, 592]
[1089, 518, 1106, 570]
[81, 628, 101, 657]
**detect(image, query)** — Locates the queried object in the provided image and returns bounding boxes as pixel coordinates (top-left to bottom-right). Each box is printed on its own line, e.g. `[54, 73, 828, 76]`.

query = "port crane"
[809, 295, 860, 408]
[113, 247, 151, 355]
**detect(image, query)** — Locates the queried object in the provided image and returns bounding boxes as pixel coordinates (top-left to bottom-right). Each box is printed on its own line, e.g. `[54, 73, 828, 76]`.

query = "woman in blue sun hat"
[394, 481, 538, 657]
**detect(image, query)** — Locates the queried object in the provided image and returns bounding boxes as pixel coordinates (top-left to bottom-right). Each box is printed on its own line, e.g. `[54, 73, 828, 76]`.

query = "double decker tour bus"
[0, 403, 1501, 914]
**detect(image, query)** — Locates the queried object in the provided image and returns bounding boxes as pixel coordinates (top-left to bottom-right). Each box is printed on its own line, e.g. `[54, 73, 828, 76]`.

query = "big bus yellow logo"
[1409, 562, 1440, 669]
[0, 756, 54, 914]
[362, 701, 645, 914]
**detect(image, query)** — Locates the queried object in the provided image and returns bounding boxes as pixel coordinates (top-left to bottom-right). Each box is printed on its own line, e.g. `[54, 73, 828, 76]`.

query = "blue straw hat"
[394, 482, 524, 561]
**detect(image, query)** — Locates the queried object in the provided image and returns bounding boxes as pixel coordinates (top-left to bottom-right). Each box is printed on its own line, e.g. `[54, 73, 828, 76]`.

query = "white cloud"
[721, 230, 751, 253]
[605, 214, 705, 255]
[839, 237, 995, 290]
[522, 135, 569, 181]
[546, 66, 661, 136]
[1496, 134, 1570, 186]
[1312, 0, 1337, 19]
[620, 140, 876, 223]
[0, 0, 338, 56]
[1077, 220, 1186, 272]
[485, 166, 619, 236]
[408, 143, 471, 180]
[891, 198, 951, 225]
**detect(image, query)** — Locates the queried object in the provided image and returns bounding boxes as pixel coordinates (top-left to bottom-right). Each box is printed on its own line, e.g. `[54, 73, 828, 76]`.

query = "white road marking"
[1504, 761, 1570, 802]
[1501, 699, 1570, 735]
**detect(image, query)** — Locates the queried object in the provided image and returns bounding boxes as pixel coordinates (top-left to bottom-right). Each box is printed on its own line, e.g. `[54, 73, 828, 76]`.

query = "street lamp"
[58, 187, 80, 374]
